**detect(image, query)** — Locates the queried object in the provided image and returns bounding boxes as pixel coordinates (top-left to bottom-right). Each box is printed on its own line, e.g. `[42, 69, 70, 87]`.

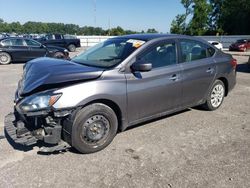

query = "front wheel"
[72, 103, 118, 154]
[201, 80, 225, 111]
[0, 52, 11, 65]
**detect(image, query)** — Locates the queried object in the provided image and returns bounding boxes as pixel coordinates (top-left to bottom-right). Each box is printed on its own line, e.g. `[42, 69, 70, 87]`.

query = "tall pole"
[108, 17, 111, 36]
[93, 0, 96, 28]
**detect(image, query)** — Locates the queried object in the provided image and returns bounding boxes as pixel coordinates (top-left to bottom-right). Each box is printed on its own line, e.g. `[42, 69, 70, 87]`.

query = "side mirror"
[131, 60, 152, 72]
[40, 44, 46, 48]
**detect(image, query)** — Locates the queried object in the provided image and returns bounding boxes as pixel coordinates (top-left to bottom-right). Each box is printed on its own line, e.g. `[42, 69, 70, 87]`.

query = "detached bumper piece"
[4, 113, 70, 153]
[4, 113, 37, 146]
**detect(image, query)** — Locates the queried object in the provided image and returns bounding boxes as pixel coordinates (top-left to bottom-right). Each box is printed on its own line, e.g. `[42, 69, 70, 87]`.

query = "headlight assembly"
[18, 92, 62, 112]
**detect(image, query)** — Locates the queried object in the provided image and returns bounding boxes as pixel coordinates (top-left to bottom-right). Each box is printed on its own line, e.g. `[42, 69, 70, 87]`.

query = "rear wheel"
[72, 103, 118, 154]
[68, 44, 76, 52]
[0, 52, 11, 65]
[201, 80, 225, 111]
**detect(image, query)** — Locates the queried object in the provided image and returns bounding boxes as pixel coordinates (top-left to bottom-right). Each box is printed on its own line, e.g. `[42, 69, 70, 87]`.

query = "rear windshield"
[236, 39, 247, 43]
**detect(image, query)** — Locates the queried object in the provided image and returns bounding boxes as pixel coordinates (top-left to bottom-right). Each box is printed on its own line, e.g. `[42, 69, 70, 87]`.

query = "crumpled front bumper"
[4, 113, 38, 146]
[4, 111, 72, 152]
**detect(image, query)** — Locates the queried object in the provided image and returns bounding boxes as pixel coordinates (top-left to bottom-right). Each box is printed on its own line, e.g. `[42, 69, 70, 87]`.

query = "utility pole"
[93, 0, 96, 28]
[108, 17, 111, 36]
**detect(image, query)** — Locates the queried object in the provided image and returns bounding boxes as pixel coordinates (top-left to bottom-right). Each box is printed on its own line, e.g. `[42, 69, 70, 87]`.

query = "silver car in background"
[5, 34, 237, 154]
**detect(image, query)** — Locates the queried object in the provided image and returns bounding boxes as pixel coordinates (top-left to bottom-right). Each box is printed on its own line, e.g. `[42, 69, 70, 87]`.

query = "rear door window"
[10, 39, 26, 46]
[25, 39, 41, 47]
[180, 40, 215, 63]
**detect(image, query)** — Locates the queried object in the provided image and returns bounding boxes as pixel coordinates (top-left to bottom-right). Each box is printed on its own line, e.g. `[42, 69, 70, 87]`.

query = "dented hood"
[19, 57, 104, 96]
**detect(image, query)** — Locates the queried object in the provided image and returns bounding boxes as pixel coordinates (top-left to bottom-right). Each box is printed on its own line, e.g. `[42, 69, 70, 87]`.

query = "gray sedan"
[5, 34, 237, 154]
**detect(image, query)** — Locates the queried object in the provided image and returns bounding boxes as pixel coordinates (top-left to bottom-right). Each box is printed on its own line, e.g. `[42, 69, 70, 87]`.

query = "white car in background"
[208, 41, 223, 50]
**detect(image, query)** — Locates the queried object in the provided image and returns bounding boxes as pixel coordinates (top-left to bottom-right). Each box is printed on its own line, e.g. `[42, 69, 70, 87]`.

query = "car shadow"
[125, 109, 191, 132]
[237, 63, 250, 73]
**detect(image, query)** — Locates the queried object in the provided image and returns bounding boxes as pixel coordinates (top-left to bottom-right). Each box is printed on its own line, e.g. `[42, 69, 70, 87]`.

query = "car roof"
[113, 34, 208, 44]
[114, 34, 185, 41]
[0, 37, 32, 41]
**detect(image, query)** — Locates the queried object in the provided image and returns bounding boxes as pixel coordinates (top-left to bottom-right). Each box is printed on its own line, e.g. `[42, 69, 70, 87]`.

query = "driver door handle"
[170, 74, 178, 81]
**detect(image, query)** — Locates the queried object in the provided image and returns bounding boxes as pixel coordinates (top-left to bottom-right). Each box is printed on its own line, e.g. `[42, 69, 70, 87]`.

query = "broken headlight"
[18, 92, 62, 112]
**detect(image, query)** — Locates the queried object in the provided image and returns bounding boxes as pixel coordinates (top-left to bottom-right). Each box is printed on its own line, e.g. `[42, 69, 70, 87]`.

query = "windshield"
[72, 38, 146, 68]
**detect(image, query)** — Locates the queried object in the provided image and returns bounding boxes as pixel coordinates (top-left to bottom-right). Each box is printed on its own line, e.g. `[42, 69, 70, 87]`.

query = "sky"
[0, 0, 184, 33]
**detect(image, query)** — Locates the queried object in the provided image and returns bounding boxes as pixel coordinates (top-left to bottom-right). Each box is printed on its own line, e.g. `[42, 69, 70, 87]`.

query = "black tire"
[72, 103, 118, 154]
[0, 52, 11, 65]
[201, 80, 225, 111]
[53, 52, 65, 59]
[68, 44, 76, 52]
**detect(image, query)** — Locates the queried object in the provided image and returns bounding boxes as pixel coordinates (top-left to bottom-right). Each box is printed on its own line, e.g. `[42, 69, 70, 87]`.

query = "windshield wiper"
[98, 57, 121, 62]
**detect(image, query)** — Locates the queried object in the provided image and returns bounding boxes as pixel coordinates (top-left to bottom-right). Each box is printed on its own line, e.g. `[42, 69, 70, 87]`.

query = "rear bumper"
[227, 69, 237, 94]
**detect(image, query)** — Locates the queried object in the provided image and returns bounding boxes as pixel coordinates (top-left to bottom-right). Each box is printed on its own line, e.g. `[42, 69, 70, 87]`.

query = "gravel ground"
[0, 50, 249, 188]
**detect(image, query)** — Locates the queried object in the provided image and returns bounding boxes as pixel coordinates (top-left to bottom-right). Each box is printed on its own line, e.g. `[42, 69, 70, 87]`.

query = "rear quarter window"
[1, 39, 12, 46]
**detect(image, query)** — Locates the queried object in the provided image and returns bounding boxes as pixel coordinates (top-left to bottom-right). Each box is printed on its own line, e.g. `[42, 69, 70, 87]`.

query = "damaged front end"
[4, 58, 105, 153]
[4, 90, 74, 153]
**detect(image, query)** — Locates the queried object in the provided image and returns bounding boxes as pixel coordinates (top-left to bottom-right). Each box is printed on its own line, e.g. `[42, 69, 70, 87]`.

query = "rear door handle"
[206, 68, 214, 73]
[170, 74, 178, 81]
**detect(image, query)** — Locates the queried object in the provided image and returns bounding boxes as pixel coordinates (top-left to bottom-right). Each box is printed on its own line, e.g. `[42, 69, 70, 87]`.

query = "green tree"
[170, 14, 186, 34]
[187, 0, 211, 35]
[146, 28, 158, 33]
[170, 0, 193, 34]
[207, 0, 223, 34]
[9, 22, 23, 33]
[0, 19, 140, 36]
[220, 0, 250, 34]
[110, 26, 125, 35]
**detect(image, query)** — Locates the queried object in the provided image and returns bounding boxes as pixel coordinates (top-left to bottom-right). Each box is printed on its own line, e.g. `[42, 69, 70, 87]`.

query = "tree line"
[171, 0, 250, 35]
[0, 18, 158, 36]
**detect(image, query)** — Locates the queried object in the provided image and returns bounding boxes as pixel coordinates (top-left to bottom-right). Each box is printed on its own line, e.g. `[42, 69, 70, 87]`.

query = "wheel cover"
[69, 45, 75, 51]
[0, 53, 9, 64]
[81, 115, 110, 145]
[211, 84, 224, 108]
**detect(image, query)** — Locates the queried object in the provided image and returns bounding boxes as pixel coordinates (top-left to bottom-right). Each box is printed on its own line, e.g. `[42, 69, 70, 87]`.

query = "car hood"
[19, 57, 105, 96]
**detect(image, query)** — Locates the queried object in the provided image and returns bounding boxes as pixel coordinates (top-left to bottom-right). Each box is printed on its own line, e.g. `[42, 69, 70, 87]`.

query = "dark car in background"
[37, 34, 81, 52]
[229, 39, 250, 52]
[5, 34, 237, 154]
[0, 37, 69, 65]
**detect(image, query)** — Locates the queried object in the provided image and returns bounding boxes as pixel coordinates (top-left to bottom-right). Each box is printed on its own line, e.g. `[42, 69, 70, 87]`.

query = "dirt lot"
[0, 50, 249, 188]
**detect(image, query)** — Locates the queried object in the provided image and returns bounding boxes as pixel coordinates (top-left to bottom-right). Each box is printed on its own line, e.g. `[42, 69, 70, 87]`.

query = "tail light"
[230, 58, 237, 69]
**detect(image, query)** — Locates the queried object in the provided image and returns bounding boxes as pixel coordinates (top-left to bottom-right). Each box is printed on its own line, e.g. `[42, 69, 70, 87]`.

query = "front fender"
[52, 75, 128, 128]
